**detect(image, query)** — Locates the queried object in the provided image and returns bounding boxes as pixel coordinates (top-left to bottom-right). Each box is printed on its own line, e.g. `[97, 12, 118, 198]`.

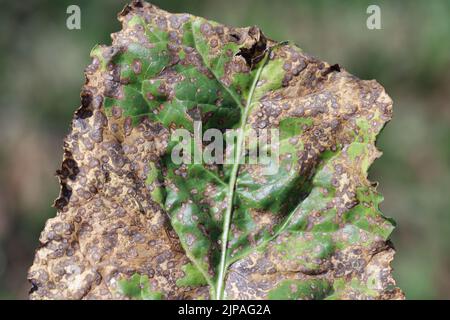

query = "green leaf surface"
[118, 274, 164, 300]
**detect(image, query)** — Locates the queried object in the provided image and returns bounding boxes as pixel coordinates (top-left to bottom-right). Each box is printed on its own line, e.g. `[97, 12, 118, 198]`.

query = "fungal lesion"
[235, 26, 268, 69]
[54, 152, 79, 211]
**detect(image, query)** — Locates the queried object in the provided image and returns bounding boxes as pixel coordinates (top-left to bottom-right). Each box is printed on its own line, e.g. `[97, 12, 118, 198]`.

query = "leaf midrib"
[214, 54, 269, 300]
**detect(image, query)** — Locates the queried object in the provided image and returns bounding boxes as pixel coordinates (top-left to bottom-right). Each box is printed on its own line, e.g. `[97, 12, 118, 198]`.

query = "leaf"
[28, 0, 403, 300]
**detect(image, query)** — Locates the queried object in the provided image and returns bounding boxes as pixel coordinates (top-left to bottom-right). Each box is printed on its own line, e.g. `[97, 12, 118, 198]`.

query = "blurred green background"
[0, 0, 449, 299]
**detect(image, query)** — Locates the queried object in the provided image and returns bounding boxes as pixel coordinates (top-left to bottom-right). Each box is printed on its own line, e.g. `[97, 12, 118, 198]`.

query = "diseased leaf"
[28, 0, 403, 300]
